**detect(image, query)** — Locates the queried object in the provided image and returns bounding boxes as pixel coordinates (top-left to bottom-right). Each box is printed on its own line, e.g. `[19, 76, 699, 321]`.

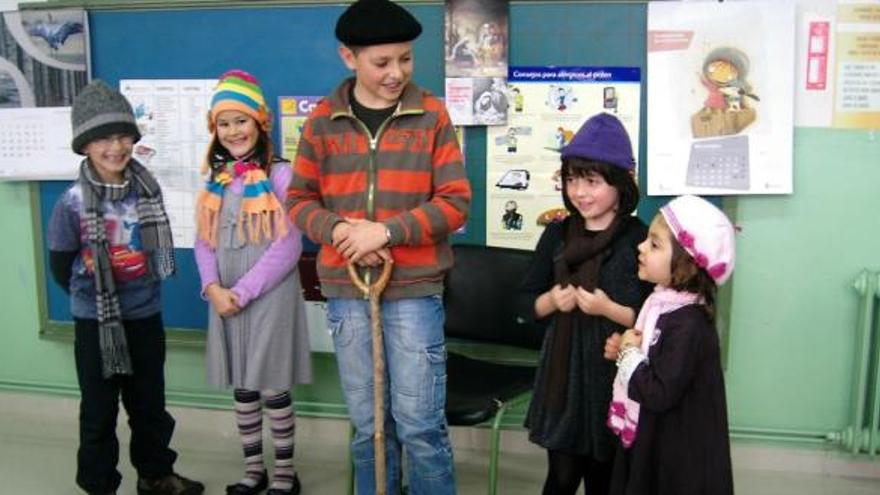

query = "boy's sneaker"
[137, 473, 204, 495]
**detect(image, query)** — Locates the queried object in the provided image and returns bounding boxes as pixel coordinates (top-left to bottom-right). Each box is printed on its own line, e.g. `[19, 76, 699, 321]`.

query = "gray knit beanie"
[71, 79, 141, 155]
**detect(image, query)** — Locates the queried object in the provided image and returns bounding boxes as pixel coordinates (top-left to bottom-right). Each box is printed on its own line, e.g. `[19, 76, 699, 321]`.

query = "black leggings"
[542, 450, 613, 495]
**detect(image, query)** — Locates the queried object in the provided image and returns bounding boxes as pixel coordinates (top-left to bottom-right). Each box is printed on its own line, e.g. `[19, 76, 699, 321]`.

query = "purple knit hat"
[560, 112, 635, 170]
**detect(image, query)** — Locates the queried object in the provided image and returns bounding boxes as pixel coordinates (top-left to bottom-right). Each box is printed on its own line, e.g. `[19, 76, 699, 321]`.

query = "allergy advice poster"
[486, 66, 641, 250]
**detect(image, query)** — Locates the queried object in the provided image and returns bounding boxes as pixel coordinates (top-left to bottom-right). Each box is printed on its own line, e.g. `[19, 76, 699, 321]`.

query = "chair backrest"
[297, 252, 325, 302]
[443, 244, 545, 350]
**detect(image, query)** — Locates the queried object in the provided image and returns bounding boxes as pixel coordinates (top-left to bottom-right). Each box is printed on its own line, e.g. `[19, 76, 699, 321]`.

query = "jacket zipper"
[336, 108, 421, 292]
[348, 117, 385, 291]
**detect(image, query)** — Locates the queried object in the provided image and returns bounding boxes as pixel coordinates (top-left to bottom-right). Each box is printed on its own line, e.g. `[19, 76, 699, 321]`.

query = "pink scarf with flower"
[607, 286, 700, 448]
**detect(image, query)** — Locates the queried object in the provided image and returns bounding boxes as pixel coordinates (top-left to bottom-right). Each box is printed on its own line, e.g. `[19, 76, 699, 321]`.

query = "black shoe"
[266, 473, 301, 495]
[226, 471, 269, 495]
[137, 473, 204, 495]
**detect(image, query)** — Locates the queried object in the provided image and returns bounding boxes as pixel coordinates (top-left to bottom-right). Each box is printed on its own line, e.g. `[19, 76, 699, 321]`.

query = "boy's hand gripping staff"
[347, 261, 394, 495]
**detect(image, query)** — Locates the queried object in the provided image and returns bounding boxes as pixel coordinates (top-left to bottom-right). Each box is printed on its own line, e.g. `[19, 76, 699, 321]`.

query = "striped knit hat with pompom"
[208, 70, 271, 132]
[198, 69, 287, 248]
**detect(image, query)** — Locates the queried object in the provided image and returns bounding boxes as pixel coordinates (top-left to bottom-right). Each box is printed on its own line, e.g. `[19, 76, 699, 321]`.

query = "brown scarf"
[543, 214, 623, 411]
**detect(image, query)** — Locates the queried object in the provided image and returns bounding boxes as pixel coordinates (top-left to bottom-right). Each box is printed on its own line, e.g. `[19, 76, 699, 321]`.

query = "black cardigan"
[516, 215, 653, 457]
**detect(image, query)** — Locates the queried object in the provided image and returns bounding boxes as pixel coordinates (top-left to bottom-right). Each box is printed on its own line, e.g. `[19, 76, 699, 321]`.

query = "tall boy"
[47, 80, 203, 495]
[287, 0, 471, 493]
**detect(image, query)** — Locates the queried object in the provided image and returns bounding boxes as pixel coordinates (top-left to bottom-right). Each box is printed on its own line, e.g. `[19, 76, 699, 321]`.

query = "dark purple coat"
[611, 304, 734, 495]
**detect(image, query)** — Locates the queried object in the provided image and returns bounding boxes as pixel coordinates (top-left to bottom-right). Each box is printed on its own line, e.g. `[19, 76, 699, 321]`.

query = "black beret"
[335, 0, 422, 46]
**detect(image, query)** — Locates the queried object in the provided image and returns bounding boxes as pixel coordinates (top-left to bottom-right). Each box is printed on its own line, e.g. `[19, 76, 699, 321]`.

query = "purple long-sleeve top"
[194, 163, 303, 308]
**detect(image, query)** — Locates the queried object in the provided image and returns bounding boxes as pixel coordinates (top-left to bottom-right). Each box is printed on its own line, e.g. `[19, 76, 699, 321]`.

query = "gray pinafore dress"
[205, 166, 312, 391]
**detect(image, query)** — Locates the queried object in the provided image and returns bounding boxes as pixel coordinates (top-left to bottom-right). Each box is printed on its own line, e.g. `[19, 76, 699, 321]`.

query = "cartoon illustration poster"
[120, 79, 215, 248]
[444, 0, 509, 126]
[486, 67, 641, 251]
[647, 1, 794, 196]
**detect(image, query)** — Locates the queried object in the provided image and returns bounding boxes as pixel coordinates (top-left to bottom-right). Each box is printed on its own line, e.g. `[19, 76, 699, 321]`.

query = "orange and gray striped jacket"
[287, 78, 471, 299]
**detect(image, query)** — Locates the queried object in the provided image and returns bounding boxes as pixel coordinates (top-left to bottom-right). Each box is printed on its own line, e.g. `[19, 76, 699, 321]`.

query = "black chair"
[443, 244, 545, 495]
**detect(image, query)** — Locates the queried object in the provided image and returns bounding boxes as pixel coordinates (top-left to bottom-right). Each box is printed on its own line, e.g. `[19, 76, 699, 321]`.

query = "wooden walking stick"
[348, 261, 394, 495]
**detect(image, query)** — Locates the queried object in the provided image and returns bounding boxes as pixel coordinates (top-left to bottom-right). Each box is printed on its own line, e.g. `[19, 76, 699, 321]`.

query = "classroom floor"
[2, 391, 879, 495]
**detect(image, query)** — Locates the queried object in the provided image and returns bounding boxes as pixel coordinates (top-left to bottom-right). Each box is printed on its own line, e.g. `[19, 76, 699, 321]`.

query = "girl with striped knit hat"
[194, 70, 312, 495]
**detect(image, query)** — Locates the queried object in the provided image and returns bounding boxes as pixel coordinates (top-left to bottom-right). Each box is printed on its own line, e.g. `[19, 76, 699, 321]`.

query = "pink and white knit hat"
[660, 195, 736, 285]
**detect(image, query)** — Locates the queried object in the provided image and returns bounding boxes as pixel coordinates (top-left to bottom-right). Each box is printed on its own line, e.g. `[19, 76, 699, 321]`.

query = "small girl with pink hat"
[607, 194, 735, 495]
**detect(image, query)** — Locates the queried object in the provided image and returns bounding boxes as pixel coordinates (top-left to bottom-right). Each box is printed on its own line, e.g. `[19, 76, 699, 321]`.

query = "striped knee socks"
[233, 388, 266, 488]
[264, 390, 297, 491]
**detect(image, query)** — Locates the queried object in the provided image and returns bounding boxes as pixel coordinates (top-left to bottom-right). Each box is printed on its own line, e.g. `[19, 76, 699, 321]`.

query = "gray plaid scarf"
[79, 159, 175, 378]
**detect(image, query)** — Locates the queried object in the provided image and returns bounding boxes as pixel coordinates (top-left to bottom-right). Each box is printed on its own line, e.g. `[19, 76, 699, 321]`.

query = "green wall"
[0, 182, 74, 392]
[2, 128, 879, 444]
[724, 128, 880, 437]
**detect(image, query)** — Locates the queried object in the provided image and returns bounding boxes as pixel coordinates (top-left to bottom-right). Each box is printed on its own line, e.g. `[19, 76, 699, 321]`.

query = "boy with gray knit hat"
[47, 79, 203, 495]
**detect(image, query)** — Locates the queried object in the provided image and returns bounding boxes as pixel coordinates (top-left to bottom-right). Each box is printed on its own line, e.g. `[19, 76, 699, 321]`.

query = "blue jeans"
[327, 296, 456, 495]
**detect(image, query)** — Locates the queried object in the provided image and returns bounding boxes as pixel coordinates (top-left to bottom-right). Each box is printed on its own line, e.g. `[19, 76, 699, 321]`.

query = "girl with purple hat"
[607, 195, 735, 495]
[517, 112, 652, 495]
